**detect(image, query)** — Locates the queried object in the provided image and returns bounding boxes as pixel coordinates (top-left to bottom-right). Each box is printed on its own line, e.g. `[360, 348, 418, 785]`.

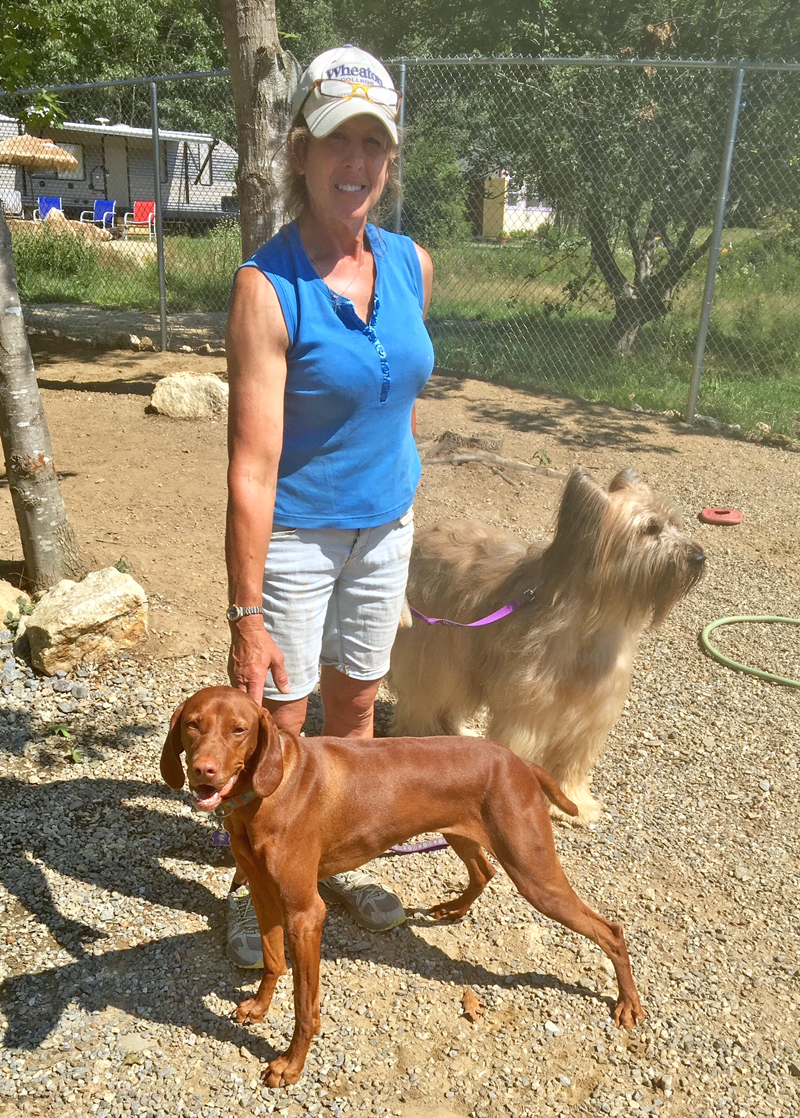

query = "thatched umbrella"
[0, 134, 78, 173]
[0, 135, 79, 213]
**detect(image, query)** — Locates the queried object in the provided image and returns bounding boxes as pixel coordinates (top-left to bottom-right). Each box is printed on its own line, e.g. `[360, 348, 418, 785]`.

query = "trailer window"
[56, 143, 84, 180]
[184, 141, 213, 187]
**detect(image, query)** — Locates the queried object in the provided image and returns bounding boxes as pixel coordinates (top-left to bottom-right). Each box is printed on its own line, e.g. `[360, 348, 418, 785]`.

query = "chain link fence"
[0, 72, 237, 349]
[2, 58, 799, 436]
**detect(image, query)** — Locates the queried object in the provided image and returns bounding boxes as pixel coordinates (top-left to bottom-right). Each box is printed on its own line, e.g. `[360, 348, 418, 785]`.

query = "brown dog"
[161, 686, 644, 1087]
[390, 467, 705, 823]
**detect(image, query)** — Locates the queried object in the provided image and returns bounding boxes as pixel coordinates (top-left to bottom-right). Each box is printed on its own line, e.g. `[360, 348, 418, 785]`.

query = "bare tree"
[218, 0, 300, 260]
[0, 213, 86, 592]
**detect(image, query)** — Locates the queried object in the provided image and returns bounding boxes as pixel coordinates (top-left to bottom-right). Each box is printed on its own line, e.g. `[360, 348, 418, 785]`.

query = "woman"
[224, 45, 434, 967]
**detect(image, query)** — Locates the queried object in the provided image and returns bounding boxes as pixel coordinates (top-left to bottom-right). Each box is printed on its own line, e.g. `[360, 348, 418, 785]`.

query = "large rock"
[44, 206, 112, 242]
[0, 581, 31, 624]
[18, 567, 148, 673]
[149, 371, 228, 419]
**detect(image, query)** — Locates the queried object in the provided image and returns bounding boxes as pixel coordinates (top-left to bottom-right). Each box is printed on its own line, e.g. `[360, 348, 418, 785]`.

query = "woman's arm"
[225, 266, 291, 700]
[414, 243, 433, 319]
[412, 243, 434, 438]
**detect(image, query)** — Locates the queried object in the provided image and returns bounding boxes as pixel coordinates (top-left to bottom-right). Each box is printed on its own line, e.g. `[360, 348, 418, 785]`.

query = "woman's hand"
[227, 615, 289, 700]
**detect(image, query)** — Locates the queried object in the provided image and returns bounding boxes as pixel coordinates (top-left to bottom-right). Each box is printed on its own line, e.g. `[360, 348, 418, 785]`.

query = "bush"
[164, 221, 242, 311]
[401, 116, 471, 248]
[12, 225, 99, 300]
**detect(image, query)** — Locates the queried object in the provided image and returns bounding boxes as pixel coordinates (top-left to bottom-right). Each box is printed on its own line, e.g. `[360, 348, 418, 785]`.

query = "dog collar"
[212, 788, 259, 818]
[408, 588, 535, 628]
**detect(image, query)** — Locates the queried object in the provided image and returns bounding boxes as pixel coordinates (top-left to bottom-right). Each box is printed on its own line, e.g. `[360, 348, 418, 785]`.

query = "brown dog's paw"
[262, 1054, 303, 1087]
[429, 899, 470, 921]
[233, 997, 267, 1025]
[613, 995, 646, 1030]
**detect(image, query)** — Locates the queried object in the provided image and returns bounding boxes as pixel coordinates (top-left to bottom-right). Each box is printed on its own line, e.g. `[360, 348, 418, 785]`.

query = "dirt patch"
[2, 339, 799, 662]
[24, 306, 227, 349]
[2, 341, 800, 1115]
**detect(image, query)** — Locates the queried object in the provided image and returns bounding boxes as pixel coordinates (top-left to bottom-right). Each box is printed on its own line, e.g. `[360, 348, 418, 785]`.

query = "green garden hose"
[700, 615, 800, 688]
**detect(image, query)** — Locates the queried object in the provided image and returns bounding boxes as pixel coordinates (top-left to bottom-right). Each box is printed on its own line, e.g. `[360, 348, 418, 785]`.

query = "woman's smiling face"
[299, 114, 392, 224]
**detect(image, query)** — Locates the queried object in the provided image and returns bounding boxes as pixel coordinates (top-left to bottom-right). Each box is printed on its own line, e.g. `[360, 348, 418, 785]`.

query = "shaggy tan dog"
[389, 467, 705, 823]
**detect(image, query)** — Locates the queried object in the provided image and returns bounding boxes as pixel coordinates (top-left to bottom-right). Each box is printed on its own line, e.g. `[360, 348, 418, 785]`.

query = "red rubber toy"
[699, 507, 743, 525]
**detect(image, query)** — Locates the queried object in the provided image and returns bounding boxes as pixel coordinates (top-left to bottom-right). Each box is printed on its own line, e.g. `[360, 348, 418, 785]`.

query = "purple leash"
[408, 587, 535, 628]
[390, 590, 535, 854]
[213, 594, 534, 856]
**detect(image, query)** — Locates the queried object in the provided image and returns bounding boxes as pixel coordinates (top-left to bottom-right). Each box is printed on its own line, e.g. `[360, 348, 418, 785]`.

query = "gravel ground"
[1, 392, 800, 1117]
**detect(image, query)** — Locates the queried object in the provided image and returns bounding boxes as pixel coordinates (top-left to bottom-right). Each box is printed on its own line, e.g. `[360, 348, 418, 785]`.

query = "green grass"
[12, 221, 241, 313]
[11, 220, 800, 437]
[427, 233, 800, 437]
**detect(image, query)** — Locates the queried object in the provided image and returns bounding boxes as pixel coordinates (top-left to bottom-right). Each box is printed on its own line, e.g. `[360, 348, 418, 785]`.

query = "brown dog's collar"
[212, 788, 259, 817]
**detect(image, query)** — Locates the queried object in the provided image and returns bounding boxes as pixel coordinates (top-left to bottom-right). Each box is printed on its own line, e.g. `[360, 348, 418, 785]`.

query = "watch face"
[226, 606, 240, 621]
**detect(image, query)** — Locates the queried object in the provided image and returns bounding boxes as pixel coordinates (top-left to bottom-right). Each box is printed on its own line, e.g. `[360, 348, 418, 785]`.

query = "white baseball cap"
[291, 45, 400, 144]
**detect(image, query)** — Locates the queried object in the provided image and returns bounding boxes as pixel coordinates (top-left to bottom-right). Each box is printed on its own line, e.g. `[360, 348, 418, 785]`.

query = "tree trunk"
[218, 0, 300, 261]
[608, 276, 674, 356]
[0, 213, 86, 592]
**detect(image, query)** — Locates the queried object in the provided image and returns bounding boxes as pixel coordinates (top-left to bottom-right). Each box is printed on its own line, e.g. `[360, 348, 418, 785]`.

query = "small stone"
[758, 780, 770, 792]
[149, 372, 228, 419]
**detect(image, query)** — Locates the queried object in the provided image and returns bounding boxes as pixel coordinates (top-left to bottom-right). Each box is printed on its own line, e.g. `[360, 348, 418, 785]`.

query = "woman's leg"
[265, 694, 309, 736]
[319, 668, 381, 737]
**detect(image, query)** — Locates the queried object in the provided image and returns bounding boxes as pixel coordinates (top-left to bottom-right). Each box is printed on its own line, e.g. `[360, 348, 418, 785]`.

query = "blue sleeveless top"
[241, 221, 434, 529]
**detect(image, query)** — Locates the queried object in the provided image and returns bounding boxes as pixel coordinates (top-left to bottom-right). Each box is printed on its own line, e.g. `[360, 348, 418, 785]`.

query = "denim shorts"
[261, 508, 414, 702]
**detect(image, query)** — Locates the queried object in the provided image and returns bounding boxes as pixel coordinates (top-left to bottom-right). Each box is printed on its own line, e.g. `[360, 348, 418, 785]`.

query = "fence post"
[150, 81, 168, 352]
[685, 66, 745, 424]
[394, 62, 406, 234]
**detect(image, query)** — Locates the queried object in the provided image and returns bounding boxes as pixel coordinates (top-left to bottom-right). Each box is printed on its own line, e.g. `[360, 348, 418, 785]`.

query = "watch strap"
[226, 605, 262, 621]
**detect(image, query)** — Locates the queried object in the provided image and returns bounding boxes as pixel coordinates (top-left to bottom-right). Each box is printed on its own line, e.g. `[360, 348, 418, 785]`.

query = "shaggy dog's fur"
[389, 467, 706, 823]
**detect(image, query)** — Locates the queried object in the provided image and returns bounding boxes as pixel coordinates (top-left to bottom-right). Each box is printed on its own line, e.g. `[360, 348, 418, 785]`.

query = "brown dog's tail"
[528, 763, 579, 817]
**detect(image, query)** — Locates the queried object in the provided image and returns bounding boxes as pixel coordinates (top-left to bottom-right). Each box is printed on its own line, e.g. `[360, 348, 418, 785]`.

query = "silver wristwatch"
[225, 605, 262, 622]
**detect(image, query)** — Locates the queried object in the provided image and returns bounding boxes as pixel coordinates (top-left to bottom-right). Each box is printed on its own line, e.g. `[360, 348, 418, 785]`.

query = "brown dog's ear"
[251, 707, 285, 799]
[160, 702, 186, 790]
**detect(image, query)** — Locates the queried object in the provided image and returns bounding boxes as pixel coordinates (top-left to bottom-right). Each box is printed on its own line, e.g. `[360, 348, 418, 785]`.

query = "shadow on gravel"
[0, 775, 222, 954]
[1, 916, 615, 1056]
[0, 766, 615, 1054]
[0, 690, 165, 759]
[1, 931, 280, 1063]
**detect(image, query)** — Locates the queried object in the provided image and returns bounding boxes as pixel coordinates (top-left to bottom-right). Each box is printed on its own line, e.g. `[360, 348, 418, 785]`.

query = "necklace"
[308, 246, 366, 304]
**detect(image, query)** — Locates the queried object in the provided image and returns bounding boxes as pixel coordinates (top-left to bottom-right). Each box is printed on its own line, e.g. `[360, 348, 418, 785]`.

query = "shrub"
[401, 116, 471, 248]
[12, 225, 99, 300]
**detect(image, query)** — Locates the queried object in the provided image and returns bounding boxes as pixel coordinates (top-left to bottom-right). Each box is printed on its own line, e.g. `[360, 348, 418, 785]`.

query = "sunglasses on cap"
[299, 77, 402, 118]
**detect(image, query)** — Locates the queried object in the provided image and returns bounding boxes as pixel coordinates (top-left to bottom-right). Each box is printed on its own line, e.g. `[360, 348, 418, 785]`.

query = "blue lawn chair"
[32, 196, 63, 221]
[80, 199, 116, 229]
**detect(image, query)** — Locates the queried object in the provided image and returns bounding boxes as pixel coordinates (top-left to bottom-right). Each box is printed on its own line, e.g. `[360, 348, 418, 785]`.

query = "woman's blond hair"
[282, 115, 400, 223]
